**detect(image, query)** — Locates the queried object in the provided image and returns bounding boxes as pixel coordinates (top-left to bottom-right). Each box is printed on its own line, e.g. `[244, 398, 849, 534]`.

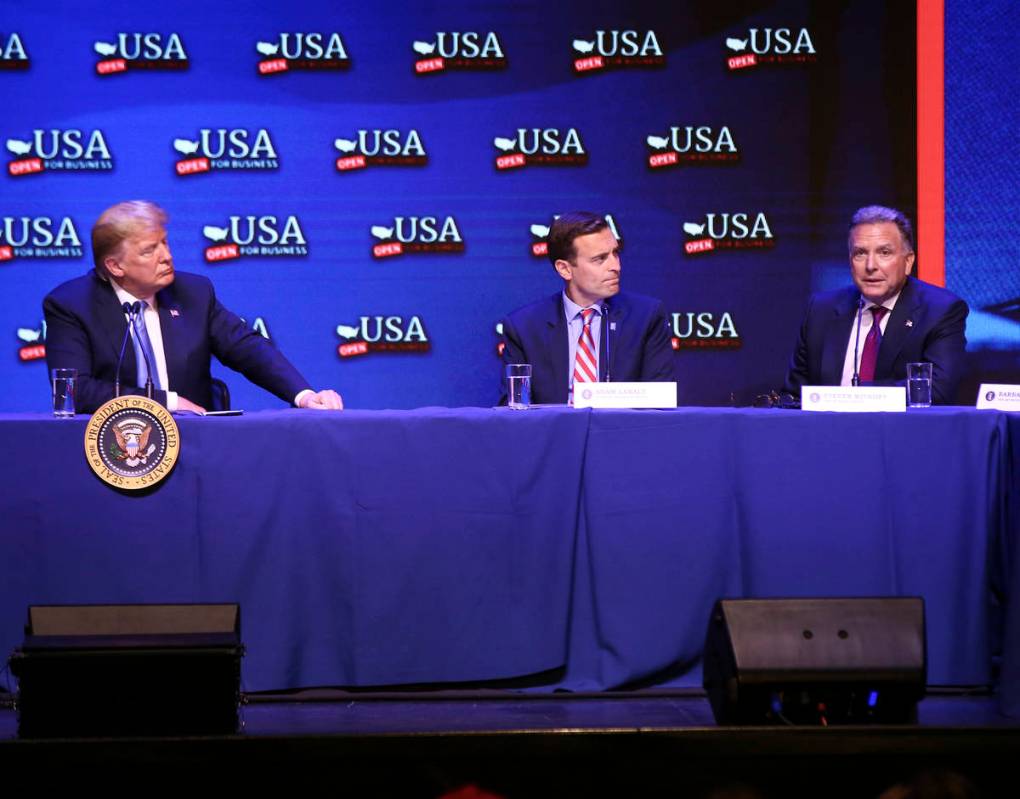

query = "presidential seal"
[84, 395, 180, 490]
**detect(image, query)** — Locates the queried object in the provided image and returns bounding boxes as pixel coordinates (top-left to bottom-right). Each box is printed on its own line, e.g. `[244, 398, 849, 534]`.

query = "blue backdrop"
[6, 0, 1008, 412]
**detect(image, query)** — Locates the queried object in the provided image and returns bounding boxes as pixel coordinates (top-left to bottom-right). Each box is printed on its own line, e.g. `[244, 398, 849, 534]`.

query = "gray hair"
[848, 205, 914, 253]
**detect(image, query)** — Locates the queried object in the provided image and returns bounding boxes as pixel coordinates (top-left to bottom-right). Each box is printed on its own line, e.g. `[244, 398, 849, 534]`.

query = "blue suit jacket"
[500, 291, 677, 404]
[783, 276, 969, 404]
[43, 271, 311, 413]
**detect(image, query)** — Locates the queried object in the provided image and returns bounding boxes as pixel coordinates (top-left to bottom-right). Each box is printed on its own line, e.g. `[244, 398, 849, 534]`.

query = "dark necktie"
[858, 306, 887, 383]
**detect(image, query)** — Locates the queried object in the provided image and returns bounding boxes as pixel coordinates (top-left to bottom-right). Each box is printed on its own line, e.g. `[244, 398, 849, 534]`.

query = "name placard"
[573, 382, 677, 409]
[800, 386, 905, 413]
[976, 384, 1020, 411]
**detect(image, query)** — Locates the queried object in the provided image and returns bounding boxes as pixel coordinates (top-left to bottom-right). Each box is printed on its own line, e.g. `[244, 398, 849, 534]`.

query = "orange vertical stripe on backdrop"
[917, 0, 945, 286]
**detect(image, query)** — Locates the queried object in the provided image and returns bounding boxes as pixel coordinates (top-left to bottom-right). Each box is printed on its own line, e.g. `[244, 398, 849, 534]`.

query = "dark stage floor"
[1, 688, 1017, 796]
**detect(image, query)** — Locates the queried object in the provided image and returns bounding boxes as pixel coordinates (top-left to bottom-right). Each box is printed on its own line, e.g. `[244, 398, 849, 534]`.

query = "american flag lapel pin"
[170, 308, 180, 318]
[905, 319, 913, 328]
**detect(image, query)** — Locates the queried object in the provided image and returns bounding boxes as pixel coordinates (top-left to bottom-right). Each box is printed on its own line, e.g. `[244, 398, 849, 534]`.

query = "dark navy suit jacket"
[43, 270, 311, 413]
[783, 276, 969, 405]
[500, 291, 677, 405]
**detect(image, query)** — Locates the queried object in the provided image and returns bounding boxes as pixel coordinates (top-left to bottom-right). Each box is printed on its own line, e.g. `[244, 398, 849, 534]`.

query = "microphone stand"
[602, 303, 612, 383]
[851, 297, 865, 387]
[115, 302, 138, 398]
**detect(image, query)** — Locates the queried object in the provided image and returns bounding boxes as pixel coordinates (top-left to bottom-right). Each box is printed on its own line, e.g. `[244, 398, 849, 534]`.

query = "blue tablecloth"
[999, 412, 1020, 716]
[1, 407, 1015, 711]
[565, 408, 1010, 692]
[0, 408, 588, 689]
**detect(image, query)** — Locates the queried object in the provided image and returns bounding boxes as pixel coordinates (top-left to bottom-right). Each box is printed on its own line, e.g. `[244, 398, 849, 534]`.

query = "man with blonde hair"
[44, 200, 342, 413]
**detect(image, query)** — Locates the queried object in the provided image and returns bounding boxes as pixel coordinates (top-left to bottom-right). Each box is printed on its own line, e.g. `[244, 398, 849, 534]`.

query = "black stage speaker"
[9, 603, 243, 738]
[703, 597, 925, 725]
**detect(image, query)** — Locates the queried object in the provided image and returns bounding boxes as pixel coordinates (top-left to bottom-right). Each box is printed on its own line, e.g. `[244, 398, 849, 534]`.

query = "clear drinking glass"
[505, 364, 532, 410]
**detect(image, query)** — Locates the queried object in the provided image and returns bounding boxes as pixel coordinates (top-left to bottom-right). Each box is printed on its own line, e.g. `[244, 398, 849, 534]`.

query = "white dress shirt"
[111, 283, 178, 409]
[839, 290, 902, 386]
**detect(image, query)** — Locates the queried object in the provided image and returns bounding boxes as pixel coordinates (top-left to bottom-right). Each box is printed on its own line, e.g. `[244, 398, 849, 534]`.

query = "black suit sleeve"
[205, 286, 311, 405]
[638, 301, 678, 383]
[43, 291, 168, 413]
[923, 297, 969, 405]
[783, 295, 817, 397]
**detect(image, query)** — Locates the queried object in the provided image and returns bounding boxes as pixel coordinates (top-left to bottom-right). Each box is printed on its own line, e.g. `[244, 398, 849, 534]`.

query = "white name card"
[801, 385, 906, 412]
[573, 382, 678, 409]
[976, 384, 1020, 411]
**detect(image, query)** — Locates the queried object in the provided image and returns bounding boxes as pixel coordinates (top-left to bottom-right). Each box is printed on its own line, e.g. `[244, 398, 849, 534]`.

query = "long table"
[1, 408, 1015, 711]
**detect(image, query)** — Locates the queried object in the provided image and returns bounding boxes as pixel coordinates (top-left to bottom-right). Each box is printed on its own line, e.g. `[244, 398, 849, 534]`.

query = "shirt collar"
[562, 291, 601, 322]
[863, 287, 902, 315]
[111, 281, 158, 312]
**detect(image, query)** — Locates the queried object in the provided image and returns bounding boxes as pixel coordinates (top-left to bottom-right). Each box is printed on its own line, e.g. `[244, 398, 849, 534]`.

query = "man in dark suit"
[784, 205, 968, 404]
[44, 200, 343, 414]
[500, 211, 676, 404]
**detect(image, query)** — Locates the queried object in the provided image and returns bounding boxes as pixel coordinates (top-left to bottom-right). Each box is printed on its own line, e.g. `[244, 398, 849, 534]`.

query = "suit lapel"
[156, 283, 182, 389]
[94, 276, 138, 386]
[545, 294, 569, 402]
[876, 278, 919, 377]
[820, 291, 859, 385]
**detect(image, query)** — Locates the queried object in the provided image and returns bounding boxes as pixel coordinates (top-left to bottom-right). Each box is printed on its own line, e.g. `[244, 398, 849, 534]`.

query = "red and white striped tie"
[573, 308, 598, 386]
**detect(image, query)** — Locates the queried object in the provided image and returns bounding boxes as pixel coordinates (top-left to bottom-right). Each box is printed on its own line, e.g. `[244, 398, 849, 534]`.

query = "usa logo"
[683, 212, 775, 255]
[494, 128, 587, 170]
[334, 129, 427, 172]
[0, 32, 29, 70]
[94, 33, 189, 76]
[173, 129, 280, 176]
[15, 320, 46, 362]
[571, 30, 665, 74]
[256, 33, 351, 75]
[724, 28, 817, 71]
[6, 130, 114, 177]
[646, 126, 739, 169]
[670, 312, 741, 350]
[0, 215, 82, 260]
[370, 216, 465, 259]
[336, 316, 431, 358]
[413, 32, 506, 74]
[202, 215, 308, 262]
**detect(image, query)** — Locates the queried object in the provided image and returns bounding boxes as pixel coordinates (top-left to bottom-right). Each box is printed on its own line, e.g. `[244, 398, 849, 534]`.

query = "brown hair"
[546, 211, 610, 265]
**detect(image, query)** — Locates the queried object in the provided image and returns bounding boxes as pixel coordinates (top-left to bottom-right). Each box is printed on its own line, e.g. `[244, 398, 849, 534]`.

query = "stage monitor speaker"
[702, 597, 925, 725]
[8, 603, 243, 738]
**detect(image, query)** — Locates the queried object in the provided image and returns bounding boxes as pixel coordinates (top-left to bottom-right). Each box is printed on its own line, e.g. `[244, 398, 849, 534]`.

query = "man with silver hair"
[44, 200, 343, 413]
[783, 205, 968, 404]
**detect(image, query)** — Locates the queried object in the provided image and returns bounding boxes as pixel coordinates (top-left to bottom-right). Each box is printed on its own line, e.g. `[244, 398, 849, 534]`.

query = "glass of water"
[51, 368, 77, 417]
[907, 362, 933, 408]
[505, 364, 532, 410]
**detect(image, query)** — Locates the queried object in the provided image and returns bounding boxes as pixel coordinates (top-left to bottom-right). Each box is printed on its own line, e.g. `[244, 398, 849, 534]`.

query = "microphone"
[851, 296, 865, 387]
[601, 303, 612, 383]
[114, 301, 138, 398]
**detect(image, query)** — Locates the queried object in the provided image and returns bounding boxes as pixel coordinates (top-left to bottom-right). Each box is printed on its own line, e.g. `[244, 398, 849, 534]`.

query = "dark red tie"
[858, 306, 887, 383]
